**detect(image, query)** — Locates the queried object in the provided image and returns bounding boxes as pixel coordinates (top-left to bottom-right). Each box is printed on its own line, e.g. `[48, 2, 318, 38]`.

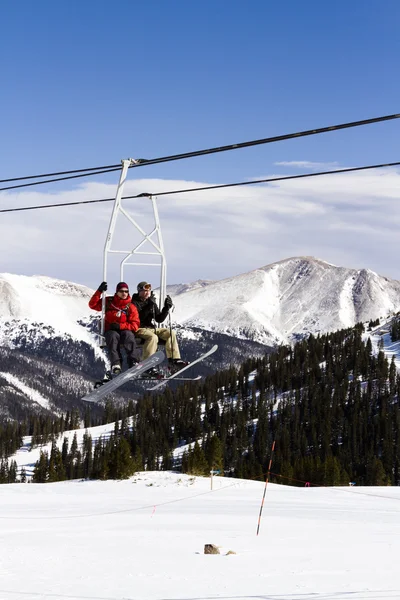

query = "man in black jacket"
[131, 281, 187, 367]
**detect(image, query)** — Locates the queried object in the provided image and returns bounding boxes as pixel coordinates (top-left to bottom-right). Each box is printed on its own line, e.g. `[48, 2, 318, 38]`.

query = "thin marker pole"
[256, 440, 276, 536]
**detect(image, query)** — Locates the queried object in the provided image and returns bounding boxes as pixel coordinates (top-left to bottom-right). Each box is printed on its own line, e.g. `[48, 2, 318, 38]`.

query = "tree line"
[2, 322, 400, 487]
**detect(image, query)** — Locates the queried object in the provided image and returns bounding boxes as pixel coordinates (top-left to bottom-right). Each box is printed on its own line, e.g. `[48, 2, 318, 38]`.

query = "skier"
[131, 281, 188, 371]
[89, 281, 140, 374]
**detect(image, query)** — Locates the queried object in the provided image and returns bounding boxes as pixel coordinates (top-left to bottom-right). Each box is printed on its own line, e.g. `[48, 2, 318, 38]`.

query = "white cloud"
[1, 167, 400, 288]
[274, 160, 340, 170]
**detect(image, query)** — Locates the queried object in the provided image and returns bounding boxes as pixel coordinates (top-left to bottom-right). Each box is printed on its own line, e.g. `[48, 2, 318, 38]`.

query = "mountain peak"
[170, 256, 400, 345]
[260, 255, 337, 270]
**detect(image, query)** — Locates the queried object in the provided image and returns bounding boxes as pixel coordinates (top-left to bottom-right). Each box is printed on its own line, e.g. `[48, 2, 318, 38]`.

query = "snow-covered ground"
[10, 421, 119, 478]
[366, 319, 400, 370]
[1, 471, 399, 600]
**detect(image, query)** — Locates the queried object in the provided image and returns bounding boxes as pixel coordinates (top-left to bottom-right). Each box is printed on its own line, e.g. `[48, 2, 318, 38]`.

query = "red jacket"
[88, 291, 140, 332]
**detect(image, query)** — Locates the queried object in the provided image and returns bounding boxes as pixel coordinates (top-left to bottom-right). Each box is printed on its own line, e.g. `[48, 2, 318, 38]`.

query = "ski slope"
[1, 472, 399, 600]
[367, 318, 400, 370]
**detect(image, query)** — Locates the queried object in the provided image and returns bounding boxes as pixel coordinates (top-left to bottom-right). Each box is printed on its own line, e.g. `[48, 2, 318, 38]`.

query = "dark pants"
[105, 330, 139, 367]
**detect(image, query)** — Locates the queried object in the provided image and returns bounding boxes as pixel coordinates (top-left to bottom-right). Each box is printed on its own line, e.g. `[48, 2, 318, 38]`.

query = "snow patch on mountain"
[338, 275, 356, 327]
[0, 371, 52, 410]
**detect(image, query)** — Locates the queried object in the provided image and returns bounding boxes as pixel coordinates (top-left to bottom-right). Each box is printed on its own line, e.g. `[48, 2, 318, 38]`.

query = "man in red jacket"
[89, 281, 140, 375]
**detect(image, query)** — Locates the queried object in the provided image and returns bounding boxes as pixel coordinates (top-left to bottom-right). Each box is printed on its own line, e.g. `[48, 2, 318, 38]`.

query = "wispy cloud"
[1, 167, 400, 288]
[275, 160, 340, 170]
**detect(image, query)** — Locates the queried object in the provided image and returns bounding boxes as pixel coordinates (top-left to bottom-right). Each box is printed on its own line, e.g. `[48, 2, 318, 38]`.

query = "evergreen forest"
[2, 323, 399, 487]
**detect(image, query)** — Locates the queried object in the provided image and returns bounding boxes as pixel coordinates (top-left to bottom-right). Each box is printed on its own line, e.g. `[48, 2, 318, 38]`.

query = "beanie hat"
[137, 281, 151, 291]
[116, 282, 129, 292]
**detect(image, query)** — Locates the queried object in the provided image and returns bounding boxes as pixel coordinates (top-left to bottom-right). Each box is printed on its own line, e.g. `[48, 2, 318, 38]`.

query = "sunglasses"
[118, 289, 129, 293]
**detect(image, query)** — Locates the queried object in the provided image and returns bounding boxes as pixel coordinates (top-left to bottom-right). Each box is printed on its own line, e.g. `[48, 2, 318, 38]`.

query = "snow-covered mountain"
[0, 274, 107, 418]
[0, 273, 267, 417]
[170, 257, 400, 345]
[4, 258, 398, 356]
[1, 256, 400, 416]
[0, 273, 99, 352]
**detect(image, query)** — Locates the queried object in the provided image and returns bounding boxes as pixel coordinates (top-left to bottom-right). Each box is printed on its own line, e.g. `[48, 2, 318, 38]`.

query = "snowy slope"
[166, 278, 214, 295]
[0, 371, 53, 411]
[0, 272, 99, 353]
[366, 317, 400, 371]
[171, 257, 400, 345]
[10, 420, 118, 477]
[1, 471, 400, 600]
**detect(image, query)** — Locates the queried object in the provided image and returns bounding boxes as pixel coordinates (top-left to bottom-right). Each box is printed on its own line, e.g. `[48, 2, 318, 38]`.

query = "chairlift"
[99, 158, 167, 342]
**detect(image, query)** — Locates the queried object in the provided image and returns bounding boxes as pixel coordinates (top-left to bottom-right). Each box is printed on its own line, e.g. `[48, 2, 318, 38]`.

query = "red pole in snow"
[256, 440, 276, 536]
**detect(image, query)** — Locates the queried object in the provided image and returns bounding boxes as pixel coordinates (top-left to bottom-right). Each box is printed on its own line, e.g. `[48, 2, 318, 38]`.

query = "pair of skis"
[81, 345, 218, 403]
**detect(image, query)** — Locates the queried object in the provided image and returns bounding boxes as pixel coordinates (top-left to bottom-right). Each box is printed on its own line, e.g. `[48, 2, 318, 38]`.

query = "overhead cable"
[0, 167, 122, 192]
[124, 113, 400, 169]
[0, 163, 121, 184]
[133, 160, 400, 198]
[1, 113, 399, 191]
[1, 160, 399, 214]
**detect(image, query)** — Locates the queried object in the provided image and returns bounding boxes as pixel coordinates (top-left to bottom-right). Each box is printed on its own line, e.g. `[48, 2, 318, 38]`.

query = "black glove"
[164, 295, 173, 309]
[97, 281, 107, 292]
[109, 323, 120, 332]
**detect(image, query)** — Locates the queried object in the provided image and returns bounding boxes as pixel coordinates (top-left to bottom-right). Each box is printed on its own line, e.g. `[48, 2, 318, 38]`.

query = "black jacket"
[131, 293, 169, 328]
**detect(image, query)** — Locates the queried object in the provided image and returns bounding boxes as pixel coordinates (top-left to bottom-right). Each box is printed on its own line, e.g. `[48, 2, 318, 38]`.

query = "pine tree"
[32, 451, 49, 483]
[205, 435, 224, 475]
[8, 460, 18, 483]
[109, 437, 136, 479]
[366, 457, 389, 485]
[48, 442, 66, 482]
[82, 431, 93, 479]
[20, 467, 27, 483]
[188, 441, 208, 476]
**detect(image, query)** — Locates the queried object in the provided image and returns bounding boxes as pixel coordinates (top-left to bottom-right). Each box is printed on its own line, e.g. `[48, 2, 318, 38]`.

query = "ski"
[82, 351, 165, 403]
[140, 375, 202, 383]
[147, 345, 218, 391]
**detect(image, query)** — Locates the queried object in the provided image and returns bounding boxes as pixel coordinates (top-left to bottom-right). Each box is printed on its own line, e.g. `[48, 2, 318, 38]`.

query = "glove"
[164, 295, 173, 309]
[97, 281, 107, 292]
[109, 323, 120, 332]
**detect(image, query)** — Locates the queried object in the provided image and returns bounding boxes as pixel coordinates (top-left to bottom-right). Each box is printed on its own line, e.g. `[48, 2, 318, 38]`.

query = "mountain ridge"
[1, 256, 399, 416]
[169, 256, 400, 344]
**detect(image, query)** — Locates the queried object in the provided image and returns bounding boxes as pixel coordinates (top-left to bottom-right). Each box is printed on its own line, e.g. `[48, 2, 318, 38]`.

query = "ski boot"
[94, 370, 112, 389]
[168, 358, 190, 374]
[142, 367, 164, 380]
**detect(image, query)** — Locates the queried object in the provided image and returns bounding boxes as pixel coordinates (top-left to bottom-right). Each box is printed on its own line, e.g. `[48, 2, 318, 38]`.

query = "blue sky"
[1, 1, 400, 287]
